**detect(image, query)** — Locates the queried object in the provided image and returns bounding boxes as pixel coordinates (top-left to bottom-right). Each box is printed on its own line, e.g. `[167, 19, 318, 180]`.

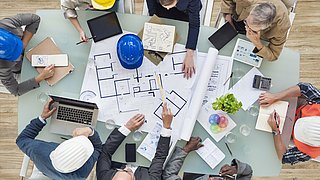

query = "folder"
[26, 37, 74, 86]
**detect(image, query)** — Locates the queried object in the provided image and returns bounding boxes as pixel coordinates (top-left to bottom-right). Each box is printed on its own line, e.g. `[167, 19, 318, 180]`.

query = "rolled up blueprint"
[180, 47, 219, 141]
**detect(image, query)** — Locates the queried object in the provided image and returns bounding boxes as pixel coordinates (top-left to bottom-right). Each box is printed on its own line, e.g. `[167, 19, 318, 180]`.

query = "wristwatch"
[272, 130, 281, 136]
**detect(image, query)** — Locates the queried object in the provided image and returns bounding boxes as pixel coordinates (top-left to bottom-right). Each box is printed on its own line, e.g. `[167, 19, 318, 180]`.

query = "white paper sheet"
[198, 104, 237, 142]
[227, 67, 264, 111]
[196, 138, 225, 169]
[180, 47, 219, 141]
[81, 39, 204, 138]
[203, 55, 233, 105]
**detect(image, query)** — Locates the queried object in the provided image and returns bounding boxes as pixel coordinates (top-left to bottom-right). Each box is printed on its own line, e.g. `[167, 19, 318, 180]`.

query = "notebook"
[87, 12, 123, 43]
[255, 101, 289, 133]
[26, 37, 74, 86]
[208, 22, 238, 50]
[195, 138, 225, 169]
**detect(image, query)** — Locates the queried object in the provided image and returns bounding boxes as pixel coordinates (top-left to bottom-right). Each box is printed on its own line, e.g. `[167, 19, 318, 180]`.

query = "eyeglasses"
[243, 19, 258, 34]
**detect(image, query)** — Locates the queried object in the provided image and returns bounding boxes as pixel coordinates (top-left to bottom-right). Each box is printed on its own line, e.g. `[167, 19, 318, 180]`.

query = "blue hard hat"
[117, 34, 143, 69]
[0, 28, 23, 61]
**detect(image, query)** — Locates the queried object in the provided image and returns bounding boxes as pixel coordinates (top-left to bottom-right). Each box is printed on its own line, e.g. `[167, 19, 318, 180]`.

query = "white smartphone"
[31, 54, 69, 67]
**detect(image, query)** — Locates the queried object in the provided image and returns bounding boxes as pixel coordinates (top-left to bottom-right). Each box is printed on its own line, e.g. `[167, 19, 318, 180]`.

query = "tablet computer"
[87, 12, 123, 43]
[208, 22, 238, 50]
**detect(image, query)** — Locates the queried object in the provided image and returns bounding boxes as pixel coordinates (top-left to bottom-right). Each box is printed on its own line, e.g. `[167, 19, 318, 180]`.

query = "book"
[31, 54, 68, 67]
[26, 37, 74, 86]
[255, 101, 289, 133]
[195, 138, 225, 169]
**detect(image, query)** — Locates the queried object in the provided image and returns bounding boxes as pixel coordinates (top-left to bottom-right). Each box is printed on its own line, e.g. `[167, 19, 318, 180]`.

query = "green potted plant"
[212, 93, 242, 114]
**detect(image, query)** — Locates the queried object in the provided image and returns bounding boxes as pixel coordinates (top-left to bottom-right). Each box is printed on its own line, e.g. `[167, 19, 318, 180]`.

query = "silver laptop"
[49, 95, 98, 136]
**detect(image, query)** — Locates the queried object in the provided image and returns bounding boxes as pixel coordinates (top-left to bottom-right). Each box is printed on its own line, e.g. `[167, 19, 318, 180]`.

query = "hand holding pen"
[268, 110, 280, 132]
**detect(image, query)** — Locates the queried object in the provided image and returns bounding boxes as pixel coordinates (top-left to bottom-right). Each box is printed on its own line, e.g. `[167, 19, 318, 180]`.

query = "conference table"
[18, 10, 300, 176]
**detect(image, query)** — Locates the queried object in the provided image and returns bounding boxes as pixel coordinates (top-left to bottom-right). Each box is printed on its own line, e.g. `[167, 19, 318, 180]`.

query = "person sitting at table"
[221, 0, 291, 61]
[96, 102, 173, 180]
[146, 0, 202, 79]
[163, 137, 253, 180]
[61, 0, 118, 43]
[0, 13, 55, 96]
[260, 82, 320, 164]
[16, 99, 103, 179]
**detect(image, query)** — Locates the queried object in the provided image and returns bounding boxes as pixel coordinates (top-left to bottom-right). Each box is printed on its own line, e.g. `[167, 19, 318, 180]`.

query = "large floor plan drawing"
[80, 33, 200, 132]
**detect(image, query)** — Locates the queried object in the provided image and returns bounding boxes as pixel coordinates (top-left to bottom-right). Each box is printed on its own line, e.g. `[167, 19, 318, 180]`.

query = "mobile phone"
[125, 143, 136, 162]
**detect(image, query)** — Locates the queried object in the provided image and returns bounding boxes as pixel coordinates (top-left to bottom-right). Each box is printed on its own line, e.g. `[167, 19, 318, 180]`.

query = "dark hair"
[159, 0, 176, 6]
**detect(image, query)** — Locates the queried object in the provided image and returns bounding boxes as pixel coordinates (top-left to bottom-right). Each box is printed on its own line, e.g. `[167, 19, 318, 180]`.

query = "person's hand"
[183, 137, 203, 153]
[245, 27, 264, 50]
[268, 110, 280, 132]
[72, 127, 92, 137]
[124, 114, 145, 131]
[182, 49, 195, 79]
[259, 92, 278, 106]
[79, 30, 88, 42]
[162, 102, 173, 129]
[224, 13, 235, 29]
[41, 99, 57, 119]
[35, 64, 55, 83]
[220, 164, 237, 176]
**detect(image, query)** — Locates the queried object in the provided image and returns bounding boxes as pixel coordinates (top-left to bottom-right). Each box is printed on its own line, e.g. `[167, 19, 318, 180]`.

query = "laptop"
[87, 11, 123, 43]
[49, 95, 98, 136]
[208, 22, 238, 50]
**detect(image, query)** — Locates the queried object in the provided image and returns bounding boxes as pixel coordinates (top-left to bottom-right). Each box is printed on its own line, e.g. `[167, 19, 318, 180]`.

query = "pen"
[168, 50, 187, 55]
[274, 110, 279, 129]
[60, 137, 69, 140]
[225, 142, 233, 156]
[223, 72, 233, 86]
[76, 36, 96, 45]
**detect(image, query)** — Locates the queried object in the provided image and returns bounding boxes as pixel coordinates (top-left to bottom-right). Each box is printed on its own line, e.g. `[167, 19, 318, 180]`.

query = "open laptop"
[49, 95, 98, 136]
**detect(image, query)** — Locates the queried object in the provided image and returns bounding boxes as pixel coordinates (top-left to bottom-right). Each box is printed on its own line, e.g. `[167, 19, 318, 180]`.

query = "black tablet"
[87, 12, 123, 43]
[208, 22, 238, 50]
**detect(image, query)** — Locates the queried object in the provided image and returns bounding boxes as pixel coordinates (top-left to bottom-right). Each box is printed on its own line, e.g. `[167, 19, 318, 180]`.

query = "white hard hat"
[294, 116, 320, 147]
[50, 135, 94, 173]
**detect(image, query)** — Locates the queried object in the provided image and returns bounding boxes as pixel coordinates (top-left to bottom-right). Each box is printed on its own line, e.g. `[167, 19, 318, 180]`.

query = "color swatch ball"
[208, 114, 229, 133]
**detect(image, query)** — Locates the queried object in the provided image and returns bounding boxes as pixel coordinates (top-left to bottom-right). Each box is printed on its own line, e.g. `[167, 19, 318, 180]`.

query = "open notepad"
[255, 101, 289, 133]
[196, 138, 225, 169]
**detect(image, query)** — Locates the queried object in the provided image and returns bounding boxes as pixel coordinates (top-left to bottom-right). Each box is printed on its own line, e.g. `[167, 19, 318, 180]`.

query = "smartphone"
[125, 143, 136, 162]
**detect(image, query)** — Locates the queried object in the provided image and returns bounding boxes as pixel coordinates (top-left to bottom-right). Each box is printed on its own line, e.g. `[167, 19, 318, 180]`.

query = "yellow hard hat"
[91, 0, 116, 10]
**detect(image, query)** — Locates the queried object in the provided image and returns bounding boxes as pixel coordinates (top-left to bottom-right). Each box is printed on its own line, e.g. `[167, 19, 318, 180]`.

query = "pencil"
[225, 142, 233, 156]
[223, 72, 233, 86]
[76, 36, 95, 45]
[274, 110, 279, 128]
[156, 73, 165, 102]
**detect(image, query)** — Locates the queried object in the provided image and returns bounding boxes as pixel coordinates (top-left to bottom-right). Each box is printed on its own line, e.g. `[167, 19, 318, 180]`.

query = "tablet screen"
[87, 12, 123, 42]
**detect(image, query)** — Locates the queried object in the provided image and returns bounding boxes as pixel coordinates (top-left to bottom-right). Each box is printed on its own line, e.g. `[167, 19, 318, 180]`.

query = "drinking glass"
[239, 124, 251, 136]
[105, 118, 116, 130]
[132, 130, 143, 141]
[225, 132, 237, 144]
[248, 105, 259, 116]
[37, 92, 49, 103]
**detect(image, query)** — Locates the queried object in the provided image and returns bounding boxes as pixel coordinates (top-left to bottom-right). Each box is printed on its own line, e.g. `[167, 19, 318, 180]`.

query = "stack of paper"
[255, 101, 289, 133]
[196, 138, 225, 169]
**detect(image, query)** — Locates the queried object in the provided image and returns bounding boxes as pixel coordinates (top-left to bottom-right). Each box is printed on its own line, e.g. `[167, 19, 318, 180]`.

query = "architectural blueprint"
[142, 22, 175, 53]
[80, 32, 201, 134]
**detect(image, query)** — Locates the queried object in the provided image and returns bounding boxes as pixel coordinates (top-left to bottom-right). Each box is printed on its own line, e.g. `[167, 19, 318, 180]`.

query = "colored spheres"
[209, 114, 229, 133]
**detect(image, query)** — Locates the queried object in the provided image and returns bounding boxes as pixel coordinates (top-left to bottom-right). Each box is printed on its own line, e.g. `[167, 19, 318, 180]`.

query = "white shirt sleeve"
[118, 126, 131, 136]
[160, 127, 172, 137]
[38, 116, 46, 124]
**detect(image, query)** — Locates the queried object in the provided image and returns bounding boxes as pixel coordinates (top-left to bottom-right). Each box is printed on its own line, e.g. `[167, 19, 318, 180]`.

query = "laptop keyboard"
[57, 106, 93, 125]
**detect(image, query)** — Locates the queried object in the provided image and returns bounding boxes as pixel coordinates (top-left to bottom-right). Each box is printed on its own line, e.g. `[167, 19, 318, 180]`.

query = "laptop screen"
[87, 12, 123, 43]
[49, 95, 98, 109]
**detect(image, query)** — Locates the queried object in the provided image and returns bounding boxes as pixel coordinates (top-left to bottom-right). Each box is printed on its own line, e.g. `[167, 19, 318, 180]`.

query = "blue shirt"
[16, 118, 102, 180]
